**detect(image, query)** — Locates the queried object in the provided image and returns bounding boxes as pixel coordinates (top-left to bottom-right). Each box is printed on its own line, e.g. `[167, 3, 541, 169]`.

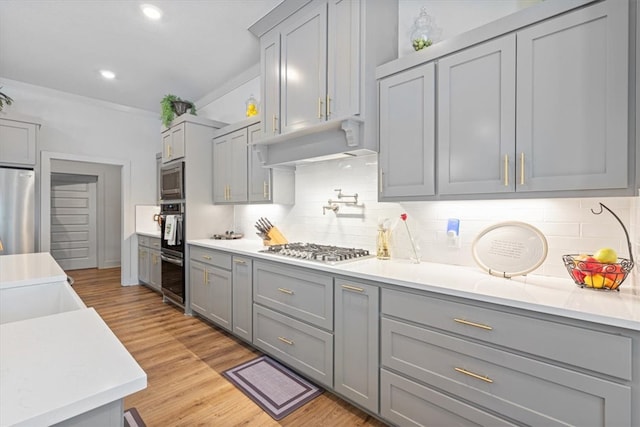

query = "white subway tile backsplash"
[233, 155, 638, 285]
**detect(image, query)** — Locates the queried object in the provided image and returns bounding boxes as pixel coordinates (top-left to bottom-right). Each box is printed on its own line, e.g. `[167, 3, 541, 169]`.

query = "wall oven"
[160, 202, 185, 305]
[160, 161, 185, 201]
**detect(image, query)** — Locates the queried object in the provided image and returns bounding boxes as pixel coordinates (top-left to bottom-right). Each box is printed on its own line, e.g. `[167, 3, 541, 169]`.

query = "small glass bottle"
[376, 228, 391, 260]
[246, 94, 258, 117]
[410, 7, 435, 51]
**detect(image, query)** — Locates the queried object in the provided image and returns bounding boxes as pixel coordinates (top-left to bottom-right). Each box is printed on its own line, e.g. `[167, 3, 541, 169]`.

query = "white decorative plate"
[472, 221, 548, 278]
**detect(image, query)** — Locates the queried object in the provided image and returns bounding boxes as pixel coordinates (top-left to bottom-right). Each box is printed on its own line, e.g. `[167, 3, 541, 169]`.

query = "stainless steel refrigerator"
[0, 167, 35, 254]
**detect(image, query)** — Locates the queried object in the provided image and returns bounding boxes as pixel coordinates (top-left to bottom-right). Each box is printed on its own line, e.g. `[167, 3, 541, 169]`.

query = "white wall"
[0, 77, 160, 285]
[233, 155, 639, 286]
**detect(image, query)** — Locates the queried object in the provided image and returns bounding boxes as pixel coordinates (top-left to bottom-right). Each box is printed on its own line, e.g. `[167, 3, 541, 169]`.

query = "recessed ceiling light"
[100, 69, 116, 80]
[141, 4, 163, 20]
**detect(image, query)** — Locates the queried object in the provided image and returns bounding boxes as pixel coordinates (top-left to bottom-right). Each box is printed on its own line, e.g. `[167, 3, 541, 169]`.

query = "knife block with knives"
[255, 217, 288, 246]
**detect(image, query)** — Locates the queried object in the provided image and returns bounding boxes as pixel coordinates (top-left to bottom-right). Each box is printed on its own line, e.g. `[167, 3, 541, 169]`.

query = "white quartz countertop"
[189, 239, 640, 331]
[0, 308, 147, 427]
[0, 253, 67, 289]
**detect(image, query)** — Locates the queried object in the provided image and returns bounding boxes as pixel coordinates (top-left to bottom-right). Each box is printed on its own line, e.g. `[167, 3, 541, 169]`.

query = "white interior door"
[50, 173, 97, 270]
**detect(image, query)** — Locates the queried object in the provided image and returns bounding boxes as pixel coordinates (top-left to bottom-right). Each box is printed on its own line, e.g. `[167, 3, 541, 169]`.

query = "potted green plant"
[0, 87, 13, 111]
[160, 94, 196, 127]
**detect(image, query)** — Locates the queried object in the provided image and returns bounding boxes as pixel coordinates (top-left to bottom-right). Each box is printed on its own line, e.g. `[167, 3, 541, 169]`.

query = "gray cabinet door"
[137, 246, 149, 284]
[280, 1, 327, 133]
[212, 133, 229, 204]
[248, 123, 272, 203]
[208, 266, 232, 331]
[229, 128, 248, 203]
[438, 35, 516, 195]
[0, 118, 37, 166]
[334, 279, 379, 413]
[327, 0, 359, 120]
[379, 62, 435, 199]
[148, 248, 161, 291]
[260, 29, 281, 137]
[516, 0, 629, 192]
[232, 256, 253, 342]
[189, 260, 209, 316]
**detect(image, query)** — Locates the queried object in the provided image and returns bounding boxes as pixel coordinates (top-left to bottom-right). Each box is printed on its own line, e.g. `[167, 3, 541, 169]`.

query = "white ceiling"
[0, 0, 282, 112]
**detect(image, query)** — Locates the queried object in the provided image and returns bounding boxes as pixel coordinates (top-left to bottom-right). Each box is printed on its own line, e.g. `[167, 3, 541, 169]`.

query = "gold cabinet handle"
[168, 144, 172, 159]
[504, 154, 509, 186]
[520, 152, 525, 185]
[263, 181, 269, 199]
[454, 367, 493, 383]
[202, 255, 212, 260]
[379, 169, 384, 194]
[204, 269, 208, 284]
[327, 95, 332, 118]
[233, 259, 247, 265]
[278, 336, 294, 345]
[277, 287, 294, 295]
[454, 318, 493, 331]
[318, 97, 324, 119]
[342, 284, 364, 292]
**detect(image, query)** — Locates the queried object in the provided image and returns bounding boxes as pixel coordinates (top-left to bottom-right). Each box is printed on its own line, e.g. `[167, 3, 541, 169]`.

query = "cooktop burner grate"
[259, 242, 373, 264]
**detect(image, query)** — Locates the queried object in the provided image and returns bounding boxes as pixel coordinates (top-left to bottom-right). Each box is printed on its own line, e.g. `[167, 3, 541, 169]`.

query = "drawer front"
[382, 318, 632, 427]
[253, 304, 333, 388]
[148, 237, 161, 250]
[138, 235, 150, 247]
[190, 246, 232, 270]
[381, 288, 632, 380]
[253, 261, 333, 330]
[381, 369, 516, 427]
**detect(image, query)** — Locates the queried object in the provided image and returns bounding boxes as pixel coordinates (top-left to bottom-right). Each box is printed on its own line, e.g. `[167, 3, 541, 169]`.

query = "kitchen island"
[0, 253, 147, 427]
[188, 238, 640, 426]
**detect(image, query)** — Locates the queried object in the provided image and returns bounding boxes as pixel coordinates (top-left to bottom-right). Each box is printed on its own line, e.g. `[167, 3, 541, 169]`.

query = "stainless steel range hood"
[252, 116, 376, 168]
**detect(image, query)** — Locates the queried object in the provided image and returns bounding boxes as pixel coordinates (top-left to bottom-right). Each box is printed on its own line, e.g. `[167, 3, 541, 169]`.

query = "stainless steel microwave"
[160, 161, 184, 201]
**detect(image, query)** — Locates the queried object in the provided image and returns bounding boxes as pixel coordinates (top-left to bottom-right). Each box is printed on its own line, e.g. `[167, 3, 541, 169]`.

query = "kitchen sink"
[0, 281, 86, 324]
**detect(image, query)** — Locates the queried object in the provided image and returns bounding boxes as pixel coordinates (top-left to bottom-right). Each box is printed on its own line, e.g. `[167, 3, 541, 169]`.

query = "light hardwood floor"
[70, 268, 387, 426]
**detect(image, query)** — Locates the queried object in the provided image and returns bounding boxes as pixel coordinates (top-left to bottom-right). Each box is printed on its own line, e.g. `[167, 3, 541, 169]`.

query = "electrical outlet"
[447, 218, 461, 248]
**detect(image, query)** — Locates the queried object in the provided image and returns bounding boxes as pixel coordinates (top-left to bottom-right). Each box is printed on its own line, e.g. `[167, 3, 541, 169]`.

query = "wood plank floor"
[70, 268, 387, 426]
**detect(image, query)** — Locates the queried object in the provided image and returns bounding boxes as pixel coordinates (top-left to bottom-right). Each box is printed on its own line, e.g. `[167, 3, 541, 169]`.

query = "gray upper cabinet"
[516, 0, 629, 192]
[377, 0, 635, 201]
[161, 122, 185, 163]
[437, 35, 516, 195]
[214, 120, 294, 205]
[0, 116, 39, 167]
[213, 127, 248, 204]
[260, 29, 281, 137]
[280, 1, 327, 134]
[379, 62, 435, 200]
[326, 0, 360, 120]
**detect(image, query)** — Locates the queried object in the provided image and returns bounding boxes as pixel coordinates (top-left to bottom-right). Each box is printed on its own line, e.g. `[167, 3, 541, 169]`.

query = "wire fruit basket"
[562, 203, 635, 291]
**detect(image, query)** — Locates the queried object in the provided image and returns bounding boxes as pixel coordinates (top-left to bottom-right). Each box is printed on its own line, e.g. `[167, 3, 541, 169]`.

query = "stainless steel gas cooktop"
[260, 243, 373, 264]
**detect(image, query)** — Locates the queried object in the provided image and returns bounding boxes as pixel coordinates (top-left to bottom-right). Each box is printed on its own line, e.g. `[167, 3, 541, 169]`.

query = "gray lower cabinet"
[232, 256, 252, 342]
[138, 235, 161, 292]
[381, 288, 633, 426]
[334, 278, 379, 414]
[189, 247, 232, 331]
[252, 260, 334, 388]
[378, 62, 435, 200]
